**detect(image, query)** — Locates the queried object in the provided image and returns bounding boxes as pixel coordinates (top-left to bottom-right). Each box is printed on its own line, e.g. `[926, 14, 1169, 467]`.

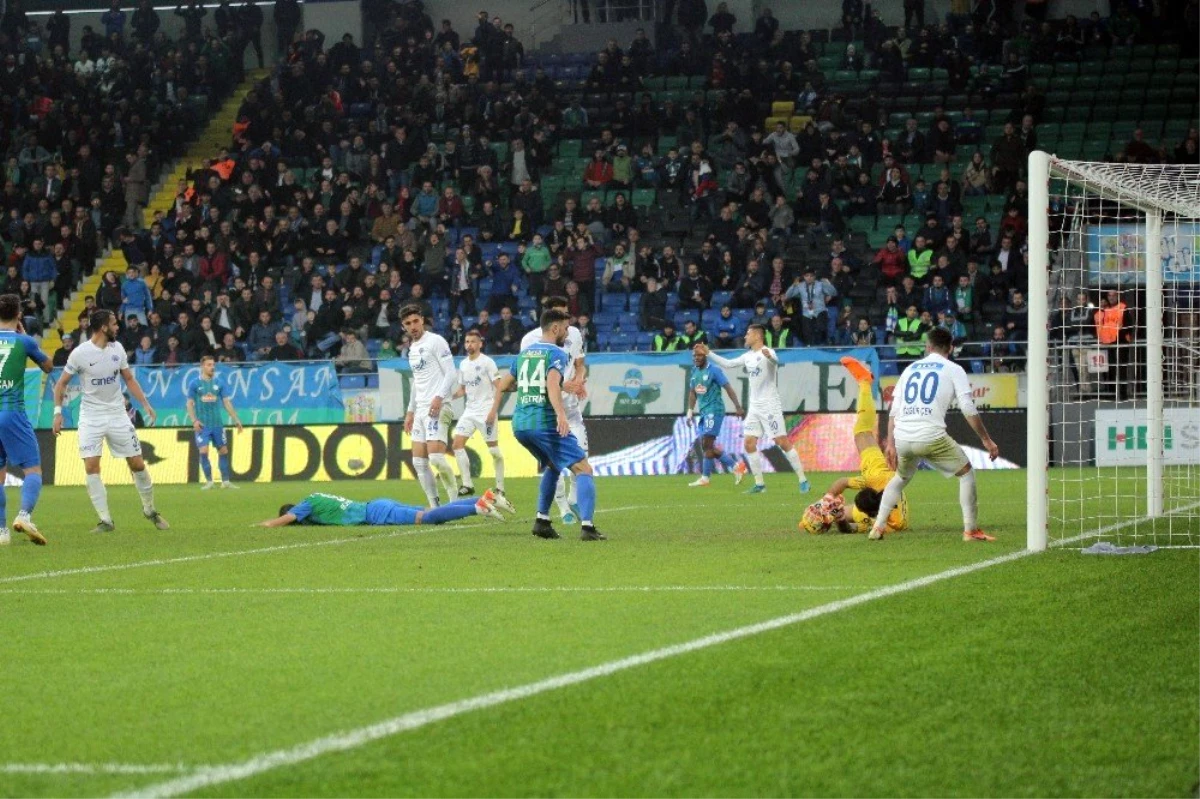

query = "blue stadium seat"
[609, 332, 634, 351]
[595, 332, 611, 351]
[711, 291, 733, 308]
[481, 243, 501, 262]
[635, 333, 654, 351]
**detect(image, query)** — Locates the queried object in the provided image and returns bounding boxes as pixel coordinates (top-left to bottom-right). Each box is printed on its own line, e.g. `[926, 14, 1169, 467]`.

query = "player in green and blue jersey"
[491, 309, 604, 541]
[685, 345, 744, 487]
[252, 489, 513, 528]
[0, 294, 53, 545]
[186, 355, 243, 489]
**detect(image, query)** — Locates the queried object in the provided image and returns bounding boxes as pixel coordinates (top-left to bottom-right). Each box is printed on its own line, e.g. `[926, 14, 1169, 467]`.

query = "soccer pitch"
[1, 472, 1196, 798]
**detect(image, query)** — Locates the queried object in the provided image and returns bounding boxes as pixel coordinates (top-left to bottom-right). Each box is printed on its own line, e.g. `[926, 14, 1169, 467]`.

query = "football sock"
[702, 457, 714, 477]
[488, 446, 504, 490]
[554, 470, 572, 515]
[132, 468, 155, 513]
[422, 500, 478, 525]
[218, 452, 231, 482]
[19, 471, 40, 514]
[199, 454, 213, 482]
[873, 473, 911, 534]
[538, 467, 560, 516]
[429, 452, 457, 493]
[453, 448, 474, 489]
[959, 469, 978, 532]
[0, 480, 7, 525]
[718, 451, 736, 471]
[782, 446, 808, 482]
[746, 450, 765, 486]
[567, 471, 578, 505]
[412, 457, 439, 505]
[86, 473, 111, 523]
[575, 473, 596, 525]
[853, 379, 877, 436]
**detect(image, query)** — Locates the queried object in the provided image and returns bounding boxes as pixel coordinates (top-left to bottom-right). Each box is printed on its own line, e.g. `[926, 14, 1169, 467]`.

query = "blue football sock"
[719, 452, 737, 470]
[576, 473, 596, 524]
[19, 471, 40, 515]
[422, 499, 478, 525]
[199, 455, 212, 482]
[0, 479, 7, 527]
[218, 452, 231, 482]
[538, 468, 559, 516]
[702, 457, 714, 477]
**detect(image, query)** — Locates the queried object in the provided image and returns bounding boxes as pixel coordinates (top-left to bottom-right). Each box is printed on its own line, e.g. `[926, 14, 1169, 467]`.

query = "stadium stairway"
[40, 68, 271, 359]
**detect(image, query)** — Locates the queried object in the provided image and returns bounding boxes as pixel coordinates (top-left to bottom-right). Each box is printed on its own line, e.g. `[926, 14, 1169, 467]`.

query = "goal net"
[1027, 153, 1200, 551]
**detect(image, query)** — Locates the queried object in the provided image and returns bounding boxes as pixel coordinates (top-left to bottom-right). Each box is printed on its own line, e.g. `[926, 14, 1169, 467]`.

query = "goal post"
[1027, 152, 1200, 551]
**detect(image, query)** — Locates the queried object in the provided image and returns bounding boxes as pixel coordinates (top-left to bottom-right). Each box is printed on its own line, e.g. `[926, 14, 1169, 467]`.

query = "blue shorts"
[515, 428, 588, 472]
[0, 410, 40, 469]
[195, 426, 227, 449]
[365, 499, 422, 526]
[695, 413, 725, 439]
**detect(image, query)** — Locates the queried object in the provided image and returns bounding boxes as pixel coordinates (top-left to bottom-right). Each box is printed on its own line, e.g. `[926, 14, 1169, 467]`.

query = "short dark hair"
[0, 294, 19, 322]
[200, 354, 215, 364]
[855, 488, 882, 517]
[746, 323, 766, 338]
[927, 327, 954, 353]
[541, 295, 569, 310]
[279, 503, 297, 521]
[540, 308, 570, 330]
[89, 309, 116, 333]
[399, 304, 425, 320]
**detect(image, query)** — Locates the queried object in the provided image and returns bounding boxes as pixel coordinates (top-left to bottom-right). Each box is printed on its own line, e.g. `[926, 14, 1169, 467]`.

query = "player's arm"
[222, 397, 243, 431]
[186, 397, 201, 431]
[51, 368, 74, 436]
[547, 366, 569, 436]
[759, 346, 778, 365]
[489, 372, 516, 419]
[429, 348, 457, 416]
[20, 334, 52, 374]
[253, 512, 298, 528]
[486, 377, 502, 424]
[564, 356, 587, 398]
[701, 347, 743, 369]
[826, 477, 852, 496]
[686, 387, 697, 421]
[721, 382, 744, 416]
[884, 413, 898, 471]
[952, 366, 998, 460]
[121, 368, 157, 426]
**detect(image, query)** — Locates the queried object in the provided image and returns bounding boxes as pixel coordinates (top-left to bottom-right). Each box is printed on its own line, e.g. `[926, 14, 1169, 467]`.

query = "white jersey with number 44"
[890, 353, 978, 443]
[65, 339, 130, 420]
[458, 353, 500, 418]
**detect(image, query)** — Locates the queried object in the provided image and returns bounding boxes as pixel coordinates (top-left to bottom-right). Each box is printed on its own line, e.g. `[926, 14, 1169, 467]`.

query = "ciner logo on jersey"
[90, 373, 120, 386]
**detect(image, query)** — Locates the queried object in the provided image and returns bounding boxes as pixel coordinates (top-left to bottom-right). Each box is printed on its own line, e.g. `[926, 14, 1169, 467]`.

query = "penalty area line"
[0, 584, 869, 596]
[2, 763, 195, 776]
[113, 546, 1035, 799]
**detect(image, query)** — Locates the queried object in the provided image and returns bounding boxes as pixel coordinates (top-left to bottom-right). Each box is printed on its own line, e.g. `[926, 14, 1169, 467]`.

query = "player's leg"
[868, 441, 920, 540]
[515, 429, 562, 539]
[485, 424, 505, 493]
[109, 419, 168, 529]
[940, 441, 993, 541]
[451, 425, 475, 495]
[565, 414, 588, 518]
[692, 432, 716, 486]
[846, 360, 880, 453]
[768, 407, 809, 492]
[0, 460, 8, 545]
[742, 412, 766, 491]
[568, 458, 603, 540]
[409, 420, 441, 506]
[425, 415, 458, 497]
[3, 415, 46, 543]
[214, 428, 235, 487]
[77, 419, 115, 531]
[197, 441, 214, 487]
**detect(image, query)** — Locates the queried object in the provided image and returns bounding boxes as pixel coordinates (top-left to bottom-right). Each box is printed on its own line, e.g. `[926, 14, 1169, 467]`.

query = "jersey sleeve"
[116, 344, 130, 371]
[847, 475, 868, 490]
[290, 500, 313, 522]
[548, 347, 569, 376]
[18, 334, 48, 366]
[485, 358, 500, 382]
[434, 340, 457, 399]
[706, 351, 744, 369]
[709, 366, 729, 387]
[950, 364, 978, 416]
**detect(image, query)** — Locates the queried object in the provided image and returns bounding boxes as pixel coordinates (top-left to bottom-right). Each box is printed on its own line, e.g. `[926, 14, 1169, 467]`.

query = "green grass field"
[1, 471, 1197, 798]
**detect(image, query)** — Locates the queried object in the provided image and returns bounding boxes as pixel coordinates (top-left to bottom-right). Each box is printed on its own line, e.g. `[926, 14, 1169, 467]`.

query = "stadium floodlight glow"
[1027, 151, 1200, 551]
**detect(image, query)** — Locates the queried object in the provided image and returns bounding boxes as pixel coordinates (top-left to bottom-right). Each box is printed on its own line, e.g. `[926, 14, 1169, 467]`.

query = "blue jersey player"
[685, 345, 744, 487]
[186, 355, 244, 489]
[491, 309, 605, 541]
[0, 295, 52, 545]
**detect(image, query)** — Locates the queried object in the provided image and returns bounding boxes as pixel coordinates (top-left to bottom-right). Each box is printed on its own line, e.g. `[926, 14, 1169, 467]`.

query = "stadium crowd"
[4, 0, 1196, 375]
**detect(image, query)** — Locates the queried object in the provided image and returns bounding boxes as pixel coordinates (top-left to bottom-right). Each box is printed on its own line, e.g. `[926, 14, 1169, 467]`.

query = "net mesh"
[1044, 157, 1200, 548]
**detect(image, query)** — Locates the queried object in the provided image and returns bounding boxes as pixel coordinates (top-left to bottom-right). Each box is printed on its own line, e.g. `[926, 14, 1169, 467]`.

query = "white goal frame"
[1026, 151, 1200, 551]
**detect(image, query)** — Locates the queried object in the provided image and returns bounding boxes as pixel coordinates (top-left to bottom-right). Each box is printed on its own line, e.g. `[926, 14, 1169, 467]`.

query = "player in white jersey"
[401, 305, 461, 506]
[50, 310, 169, 533]
[450, 330, 507, 497]
[696, 324, 810, 494]
[519, 296, 588, 523]
[868, 328, 1000, 542]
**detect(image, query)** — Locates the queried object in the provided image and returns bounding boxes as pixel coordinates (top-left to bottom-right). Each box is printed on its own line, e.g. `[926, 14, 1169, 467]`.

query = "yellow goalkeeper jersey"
[848, 446, 909, 533]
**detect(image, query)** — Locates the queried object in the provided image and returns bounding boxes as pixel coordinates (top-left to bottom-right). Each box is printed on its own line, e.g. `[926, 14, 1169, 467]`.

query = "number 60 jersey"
[889, 352, 978, 443]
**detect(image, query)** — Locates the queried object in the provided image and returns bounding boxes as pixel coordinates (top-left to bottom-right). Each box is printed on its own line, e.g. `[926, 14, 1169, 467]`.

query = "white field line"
[0, 506, 648, 587]
[113, 547, 1037, 799]
[0, 585, 867, 596]
[1, 763, 193, 775]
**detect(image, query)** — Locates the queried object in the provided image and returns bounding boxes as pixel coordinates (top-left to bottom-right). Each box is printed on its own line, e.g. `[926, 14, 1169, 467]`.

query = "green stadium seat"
[1049, 76, 1075, 92]
[1079, 60, 1104, 75]
[1031, 63, 1054, 78]
[1054, 62, 1080, 76]
[1158, 43, 1180, 57]
[557, 139, 582, 159]
[631, 189, 656, 209]
[1131, 44, 1156, 58]
[1075, 75, 1101, 90]
[664, 76, 688, 91]
[581, 190, 605, 207]
[907, 67, 931, 82]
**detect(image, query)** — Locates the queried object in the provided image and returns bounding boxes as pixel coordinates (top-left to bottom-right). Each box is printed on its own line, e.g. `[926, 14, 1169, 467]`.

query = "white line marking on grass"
[113, 547, 1036, 799]
[2, 763, 193, 775]
[0, 585, 867, 596]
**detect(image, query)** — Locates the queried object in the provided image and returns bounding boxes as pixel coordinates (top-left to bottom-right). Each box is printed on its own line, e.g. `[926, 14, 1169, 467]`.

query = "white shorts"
[743, 408, 786, 441]
[453, 413, 497, 442]
[895, 435, 969, 479]
[410, 404, 446, 445]
[567, 409, 589, 453]
[78, 414, 142, 459]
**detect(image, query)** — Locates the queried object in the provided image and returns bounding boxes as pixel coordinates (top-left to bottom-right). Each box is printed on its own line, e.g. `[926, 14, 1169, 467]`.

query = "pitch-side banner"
[377, 348, 883, 420]
[1087, 221, 1200, 285]
[1095, 408, 1200, 466]
[38, 363, 344, 429]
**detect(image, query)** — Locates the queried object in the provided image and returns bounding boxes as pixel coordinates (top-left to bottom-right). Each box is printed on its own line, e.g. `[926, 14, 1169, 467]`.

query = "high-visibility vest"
[908, 247, 932, 280]
[896, 317, 925, 355]
[764, 327, 791, 348]
[654, 333, 684, 351]
[1095, 303, 1125, 344]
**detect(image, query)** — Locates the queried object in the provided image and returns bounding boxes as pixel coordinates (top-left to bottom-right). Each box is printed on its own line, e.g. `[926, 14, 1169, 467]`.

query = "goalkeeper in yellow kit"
[800, 356, 909, 535]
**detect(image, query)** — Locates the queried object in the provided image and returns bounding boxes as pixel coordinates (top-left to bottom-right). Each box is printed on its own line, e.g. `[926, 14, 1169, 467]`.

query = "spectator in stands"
[894, 305, 928, 371]
[786, 268, 837, 346]
[877, 168, 910, 214]
[602, 242, 635, 312]
[247, 309, 280, 360]
[991, 123, 1025, 196]
[764, 313, 792, 348]
[120, 266, 153, 324]
[486, 306, 524, 355]
[268, 329, 304, 361]
[984, 325, 1019, 373]
[898, 118, 927, 165]
[653, 322, 685, 352]
[640, 276, 669, 331]
[851, 317, 877, 347]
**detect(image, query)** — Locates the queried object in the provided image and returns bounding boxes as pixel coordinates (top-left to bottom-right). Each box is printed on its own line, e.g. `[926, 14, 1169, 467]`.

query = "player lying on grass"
[869, 327, 999, 542]
[252, 489, 516, 528]
[685, 345, 744, 487]
[800, 356, 909, 535]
